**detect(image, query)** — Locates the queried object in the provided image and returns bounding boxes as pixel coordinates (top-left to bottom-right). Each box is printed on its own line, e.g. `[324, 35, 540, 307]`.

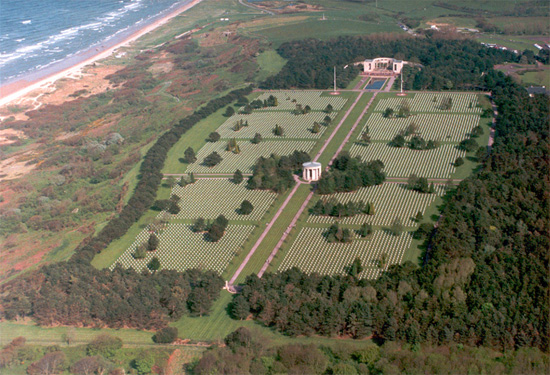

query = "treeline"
[1, 263, 223, 329]
[262, 35, 515, 90]
[0, 87, 253, 329]
[311, 198, 375, 217]
[192, 327, 548, 375]
[317, 153, 385, 194]
[233, 70, 549, 351]
[247, 151, 310, 193]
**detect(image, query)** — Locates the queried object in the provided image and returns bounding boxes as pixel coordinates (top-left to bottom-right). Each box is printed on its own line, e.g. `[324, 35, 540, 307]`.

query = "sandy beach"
[0, 0, 203, 108]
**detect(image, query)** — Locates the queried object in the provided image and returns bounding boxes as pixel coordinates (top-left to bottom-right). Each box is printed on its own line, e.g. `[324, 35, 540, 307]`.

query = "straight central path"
[228, 91, 368, 288]
[257, 92, 378, 278]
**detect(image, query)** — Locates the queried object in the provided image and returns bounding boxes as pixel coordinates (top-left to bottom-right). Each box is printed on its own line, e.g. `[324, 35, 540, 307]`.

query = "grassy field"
[255, 50, 287, 82]
[0, 322, 155, 347]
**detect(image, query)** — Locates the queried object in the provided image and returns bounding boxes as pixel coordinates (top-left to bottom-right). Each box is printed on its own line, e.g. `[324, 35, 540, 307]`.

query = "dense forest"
[192, 327, 548, 374]
[236, 42, 549, 353]
[262, 35, 517, 90]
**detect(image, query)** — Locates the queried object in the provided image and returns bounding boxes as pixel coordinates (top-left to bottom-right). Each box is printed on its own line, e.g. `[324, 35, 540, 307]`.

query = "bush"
[87, 334, 123, 358]
[147, 233, 159, 251]
[193, 217, 206, 232]
[454, 157, 464, 166]
[147, 257, 161, 272]
[153, 327, 178, 343]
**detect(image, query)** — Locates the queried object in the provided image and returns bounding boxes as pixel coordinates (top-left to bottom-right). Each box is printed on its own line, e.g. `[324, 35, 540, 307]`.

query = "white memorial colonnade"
[302, 161, 322, 182]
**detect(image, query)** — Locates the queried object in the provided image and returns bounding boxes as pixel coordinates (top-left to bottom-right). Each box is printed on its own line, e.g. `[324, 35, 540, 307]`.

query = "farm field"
[278, 228, 413, 280]
[216, 111, 336, 139]
[170, 179, 277, 221]
[358, 112, 481, 142]
[374, 92, 482, 113]
[308, 183, 445, 226]
[111, 224, 255, 274]
[185, 139, 316, 174]
[349, 143, 464, 179]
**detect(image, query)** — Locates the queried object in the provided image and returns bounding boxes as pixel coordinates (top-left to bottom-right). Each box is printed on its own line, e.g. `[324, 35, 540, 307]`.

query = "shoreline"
[0, 0, 203, 108]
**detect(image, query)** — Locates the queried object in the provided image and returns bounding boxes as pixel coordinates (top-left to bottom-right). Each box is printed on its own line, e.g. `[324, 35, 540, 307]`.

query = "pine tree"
[184, 147, 197, 164]
[147, 233, 159, 251]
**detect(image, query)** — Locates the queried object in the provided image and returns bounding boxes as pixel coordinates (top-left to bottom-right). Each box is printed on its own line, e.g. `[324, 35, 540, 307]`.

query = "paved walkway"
[257, 92, 378, 278]
[228, 91, 368, 288]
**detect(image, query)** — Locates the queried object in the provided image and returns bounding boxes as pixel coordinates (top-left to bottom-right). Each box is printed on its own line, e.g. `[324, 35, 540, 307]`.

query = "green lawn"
[0, 322, 154, 347]
[255, 50, 287, 82]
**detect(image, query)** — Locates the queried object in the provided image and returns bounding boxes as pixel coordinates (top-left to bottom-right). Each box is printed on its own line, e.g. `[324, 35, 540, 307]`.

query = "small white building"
[363, 58, 404, 75]
[302, 162, 322, 182]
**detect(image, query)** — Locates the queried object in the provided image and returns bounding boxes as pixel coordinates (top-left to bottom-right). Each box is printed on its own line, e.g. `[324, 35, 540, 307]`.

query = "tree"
[207, 223, 225, 242]
[405, 122, 418, 136]
[147, 257, 161, 272]
[383, 107, 394, 118]
[227, 138, 240, 154]
[361, 131, 371, 144]
[233, 169, 243, 184]
[225, 327, 252, 351]
[475, 146, 487, 160]
[407, 174, 419, 190]
[147, 233, 159, 252]
[251, 133, 262, 144]
[193, 217, 206, 232]
[134, 243, 147, 259]
[359, 222, 373, 237]
[134, 352, 155, 375]
[415, 211, 423, 222]
[239, 200, 254, 215]
[398, 99, 410, 117]
[27, 351, 66, 375]
[390, 134, 405, 147]
[203, 152, 222, 167]
[312, 122, 321, 134]
[471, 125, 484, 137]
[409, 136, 427, 150]
[208, 132, 220, 142]
[390, 217, 403, 236]
[87, 335, 123, 359]
[153, 327, 178, 343]
[324, 104, 333, 113]
[347, 257, 364, 278]
[184, 147, 196, 163]
[188, 288, 211, 316]
[323, 115, 332, 125]
[230, 295, 250, 320]
[168, 201, 180, 214]
[71, 356, 112, 375]
[455, 157, 464, 166]
[273, 124, 284, 136]
[224, 105, 235, 117]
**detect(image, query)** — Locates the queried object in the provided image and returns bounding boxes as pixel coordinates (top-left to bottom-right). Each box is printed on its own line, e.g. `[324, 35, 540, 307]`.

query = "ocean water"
[0, 0, 190, 85]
